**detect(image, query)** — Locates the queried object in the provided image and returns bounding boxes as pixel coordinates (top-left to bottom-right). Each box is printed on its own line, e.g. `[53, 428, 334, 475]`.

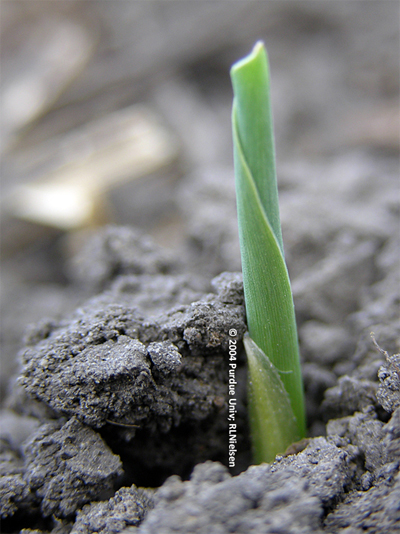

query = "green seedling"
[230, 42, 306, 463]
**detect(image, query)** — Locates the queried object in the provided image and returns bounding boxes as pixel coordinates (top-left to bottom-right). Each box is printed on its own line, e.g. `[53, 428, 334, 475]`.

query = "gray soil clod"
[16, 271, 246, 435]
[71, 485, 155, 534]
[1, 224, 399, 532]
[22, 417, 123, 518]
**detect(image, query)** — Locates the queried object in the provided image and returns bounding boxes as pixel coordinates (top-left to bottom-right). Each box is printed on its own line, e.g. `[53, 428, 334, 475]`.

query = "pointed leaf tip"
[230, 41, 266, 75]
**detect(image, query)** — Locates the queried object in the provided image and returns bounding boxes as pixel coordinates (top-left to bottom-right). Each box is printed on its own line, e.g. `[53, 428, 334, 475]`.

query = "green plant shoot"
[231, 41, 306, 463]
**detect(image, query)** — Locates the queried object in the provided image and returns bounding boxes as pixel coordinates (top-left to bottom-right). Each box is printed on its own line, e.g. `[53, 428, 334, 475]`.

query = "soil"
[1, 2, 399, 534]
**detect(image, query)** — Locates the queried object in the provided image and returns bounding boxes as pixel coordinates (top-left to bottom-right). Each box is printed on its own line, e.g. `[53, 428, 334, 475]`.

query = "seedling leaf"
[231, 42, 306, 461]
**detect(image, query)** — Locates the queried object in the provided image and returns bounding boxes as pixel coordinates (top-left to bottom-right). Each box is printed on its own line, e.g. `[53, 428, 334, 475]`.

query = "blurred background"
[1, 1, 399, 401]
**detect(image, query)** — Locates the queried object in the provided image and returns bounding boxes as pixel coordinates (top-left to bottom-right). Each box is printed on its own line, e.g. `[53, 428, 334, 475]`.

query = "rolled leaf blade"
[230, 42, 306, 458]
[231, 41, 283, 254]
